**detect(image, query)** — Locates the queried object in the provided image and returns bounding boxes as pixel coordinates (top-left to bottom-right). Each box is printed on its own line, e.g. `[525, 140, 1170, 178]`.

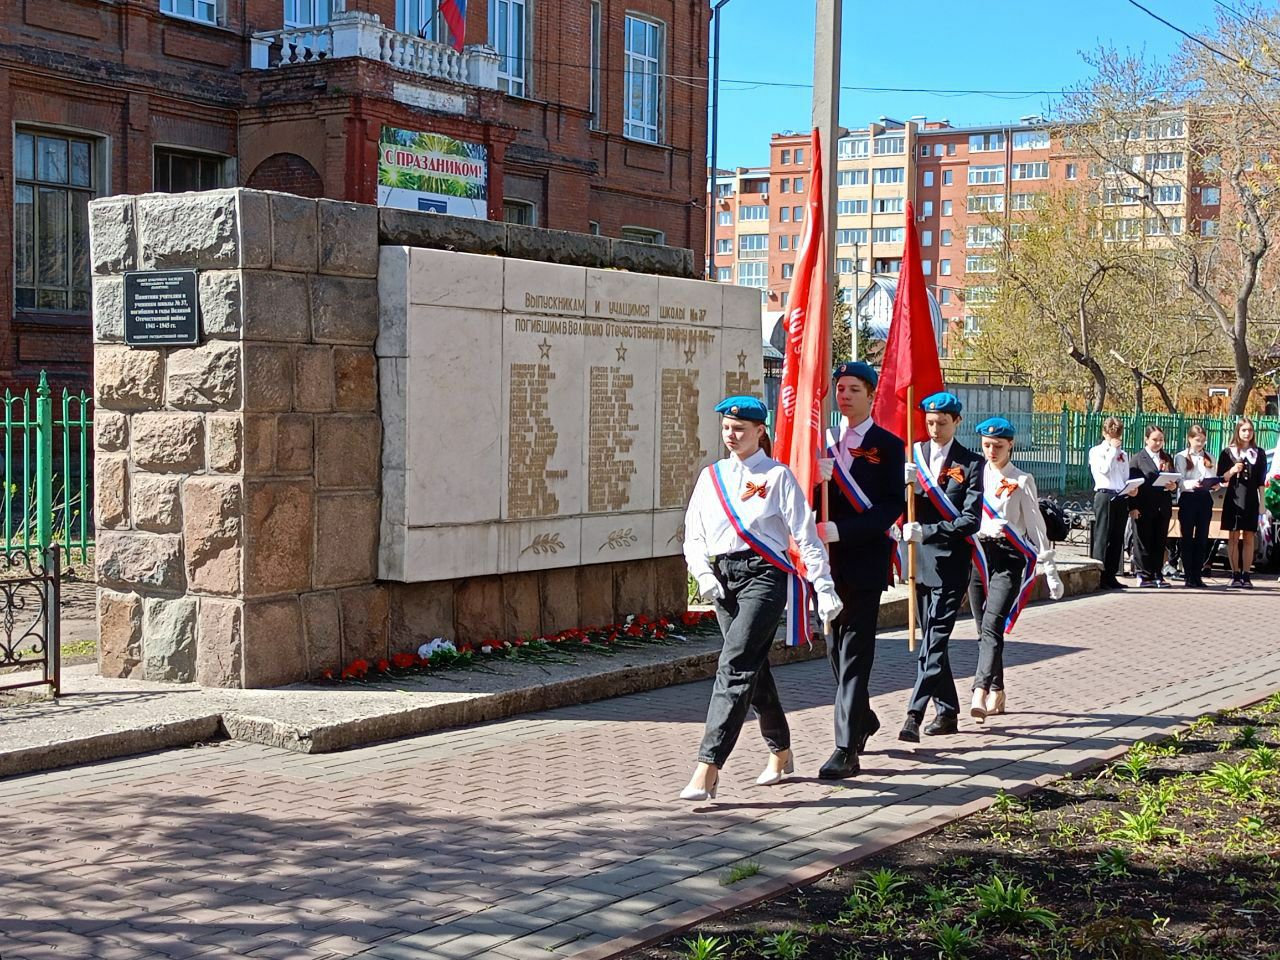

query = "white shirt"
[1088, 441, 1130, 493]
[683, 449, 833, 590]
[830, 416, 874, 473]
[978, 460, 1052, 556]
[928, 439, 954, 480]
[1175, 447, 1215, 491]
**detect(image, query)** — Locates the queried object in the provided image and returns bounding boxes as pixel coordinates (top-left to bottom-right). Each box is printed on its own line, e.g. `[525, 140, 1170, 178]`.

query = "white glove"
[818, 458, 835, 481]
[904, 463, 919, 486]
[1038, 548, 1056, 565]
[984, 517, 1008, 536]
[696, 572, 725, 602]
[815, 584, 843, 623]
[1043, 563, 1064, 600]
[901, 521, 924, 544]
[889, 524, 903, 542]
[818, 521, 840, 544]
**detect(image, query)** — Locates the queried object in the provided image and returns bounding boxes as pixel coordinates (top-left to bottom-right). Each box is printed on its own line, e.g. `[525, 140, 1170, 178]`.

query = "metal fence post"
[1058, 405, 1069, 496]
[35, 371, 52, 552]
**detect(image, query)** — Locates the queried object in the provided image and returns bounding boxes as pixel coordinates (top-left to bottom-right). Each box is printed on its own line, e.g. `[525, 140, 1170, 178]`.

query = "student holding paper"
[1175, 424, 1217, 588]
[1088, 418, 1139, 589]
[1218, 417, 1268, 588]
[1130, 425, 1178, 587]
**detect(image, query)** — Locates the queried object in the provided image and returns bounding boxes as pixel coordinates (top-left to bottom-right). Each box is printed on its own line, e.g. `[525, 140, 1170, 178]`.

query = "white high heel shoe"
[986, 689, 1007, 716]
[679, 771, 719, 801]
[755, 751, 795, 786]
[970, 688, 988, 724]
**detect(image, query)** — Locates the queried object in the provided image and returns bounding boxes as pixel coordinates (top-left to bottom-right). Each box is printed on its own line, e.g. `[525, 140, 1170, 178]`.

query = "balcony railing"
[250, 11, 499, 90]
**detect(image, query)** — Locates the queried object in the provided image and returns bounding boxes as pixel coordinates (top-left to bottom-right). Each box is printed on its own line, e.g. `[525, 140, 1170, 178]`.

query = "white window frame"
[873, 136, 904, 155]
[738, 233, 768, 253]
[968, 165, 1004, 185]
[921, 230, 933, 246]
[966, 194, 1004, 214]
[966, 255, 996, 273]
[715, 238, 732, 255]
[940, 259, 951, 276]
[161, 0, 219, 24]
[922, 201, 933, 217]
[503, 199, 537, 226]
[492, 0, 530, 97]
[969, 132, 1005, 152]
[716, 266, 732, 282]
[736, 260, 766, 289]
[589, 1, 602, 128]
[873, 166, 905, 185]
[1153, 184, 1183, 204]
[922, 260, 932, 276]
[941, 200, 953, 216]
[623, 14, 664, 143]
[781, 263, 794, 279]
[871, 226, 904, 244]
[394, 0, 434, 37]
[872, 197, 904, 215]
[779, 207, 790, 222]
[1011, 161, 1049, 180]
[1012, 130, 1049, 150]
[941, 229, 952, 245]
[738, 205, 767, 222]
[288, 0, 331, 28]
[716, 211, 731, 226]
[922, 171, 934, 187]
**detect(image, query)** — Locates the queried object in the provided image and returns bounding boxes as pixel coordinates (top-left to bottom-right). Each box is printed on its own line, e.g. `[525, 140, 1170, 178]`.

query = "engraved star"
[615, 342, 628, 362]
[737, 350, 747, 369]
[538, 338, 552, 360]
[683, 345, 697, 364]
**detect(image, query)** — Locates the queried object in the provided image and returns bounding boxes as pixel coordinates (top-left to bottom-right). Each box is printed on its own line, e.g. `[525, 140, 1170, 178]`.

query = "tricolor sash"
[707, 462, 813, 647]
[981, 494, 1039, 633]
[913, 443, 989, 593]
[827, 444, 903, 582]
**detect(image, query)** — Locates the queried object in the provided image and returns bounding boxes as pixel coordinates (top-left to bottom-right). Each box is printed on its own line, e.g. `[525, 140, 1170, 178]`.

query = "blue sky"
[711, 0, 1221, 167]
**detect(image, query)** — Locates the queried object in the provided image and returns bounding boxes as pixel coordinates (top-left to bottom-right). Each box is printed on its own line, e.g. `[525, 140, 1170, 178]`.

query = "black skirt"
[1222, 480, 1260, 532]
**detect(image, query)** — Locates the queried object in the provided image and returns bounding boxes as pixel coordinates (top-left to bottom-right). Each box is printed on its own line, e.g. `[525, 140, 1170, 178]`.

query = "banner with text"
[376, 126, 488, 219]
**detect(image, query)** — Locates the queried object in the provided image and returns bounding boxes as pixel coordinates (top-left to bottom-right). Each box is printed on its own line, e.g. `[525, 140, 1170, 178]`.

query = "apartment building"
[711, 112, 1211, 357]
[3, 0, 709, 387]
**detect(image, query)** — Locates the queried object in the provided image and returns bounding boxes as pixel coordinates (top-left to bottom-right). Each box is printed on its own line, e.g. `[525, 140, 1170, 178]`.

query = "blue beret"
[833, 360, 878, 388]
[715, 395, 768, 423]
[920, 391, 962, 415]
[976, 416, 1015, 439]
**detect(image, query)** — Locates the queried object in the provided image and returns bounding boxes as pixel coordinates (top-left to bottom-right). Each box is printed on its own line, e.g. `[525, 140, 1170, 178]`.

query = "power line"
[1124, 0, 1280, 81]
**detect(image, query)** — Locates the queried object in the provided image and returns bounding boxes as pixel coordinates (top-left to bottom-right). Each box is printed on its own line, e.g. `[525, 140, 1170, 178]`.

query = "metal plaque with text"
[123, 270, 200, 346]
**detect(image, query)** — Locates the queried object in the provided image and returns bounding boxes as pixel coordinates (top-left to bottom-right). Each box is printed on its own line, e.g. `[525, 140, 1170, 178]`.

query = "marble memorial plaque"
[380, 248, 748, 582]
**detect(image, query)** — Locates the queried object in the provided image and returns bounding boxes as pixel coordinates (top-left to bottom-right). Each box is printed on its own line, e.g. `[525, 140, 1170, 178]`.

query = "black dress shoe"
[1100, 576, 1127, 590]
[819, 747, 860, 779]
[899, 715, 922, 743]
[856, 712, 881, 753]
[924, 713, 959, 736]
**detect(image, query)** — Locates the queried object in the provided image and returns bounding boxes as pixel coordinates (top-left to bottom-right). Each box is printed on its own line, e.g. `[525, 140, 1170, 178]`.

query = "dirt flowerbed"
[634, 694, 1280, 960]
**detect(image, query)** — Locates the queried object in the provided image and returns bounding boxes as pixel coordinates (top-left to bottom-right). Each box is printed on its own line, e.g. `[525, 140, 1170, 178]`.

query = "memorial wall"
[378, 247, 765, 583]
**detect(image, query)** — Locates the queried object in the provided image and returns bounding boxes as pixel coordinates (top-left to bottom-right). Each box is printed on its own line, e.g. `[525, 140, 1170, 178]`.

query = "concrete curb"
[0, 561, 1100, 778]
[0, 716, 223, 780]
[568, 678, 1274, 960]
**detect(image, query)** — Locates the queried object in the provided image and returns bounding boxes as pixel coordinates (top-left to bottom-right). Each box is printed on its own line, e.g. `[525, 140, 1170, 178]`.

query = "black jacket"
[913, 440, 983, 588]
[824, 423, 907, 594]
[1131, 448, 1176, 515]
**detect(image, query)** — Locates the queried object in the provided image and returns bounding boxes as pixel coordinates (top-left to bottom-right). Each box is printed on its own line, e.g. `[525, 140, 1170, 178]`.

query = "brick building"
[710, 112, 1214, 358]
[2, 0, 709, 388]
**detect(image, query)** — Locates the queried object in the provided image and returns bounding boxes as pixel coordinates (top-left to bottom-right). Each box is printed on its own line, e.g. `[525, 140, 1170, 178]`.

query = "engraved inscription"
[724, 370, 762, 399]
[508, 360, 560, 518]
[659, 368, 705, 508]
[588, 364, 637, 513]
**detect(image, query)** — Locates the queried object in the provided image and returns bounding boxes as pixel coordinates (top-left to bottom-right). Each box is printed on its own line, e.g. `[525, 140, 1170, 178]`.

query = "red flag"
[871, 200, 944, 445]
[773, 130, 830, 505]
[439, 0, 467, 51]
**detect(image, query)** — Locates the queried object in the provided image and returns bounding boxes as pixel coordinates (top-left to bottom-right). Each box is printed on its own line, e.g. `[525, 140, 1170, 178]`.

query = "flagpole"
[906, 385, 918, 652]
[813, 0, 841, 639]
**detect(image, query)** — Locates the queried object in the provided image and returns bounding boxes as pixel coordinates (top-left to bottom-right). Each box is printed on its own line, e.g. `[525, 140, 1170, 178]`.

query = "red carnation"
[376, 658, 390, 673]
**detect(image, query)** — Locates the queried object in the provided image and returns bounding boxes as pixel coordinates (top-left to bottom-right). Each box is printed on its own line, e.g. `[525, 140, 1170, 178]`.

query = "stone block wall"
[91, 188, 692, 688]
[90, 188, 383, 687]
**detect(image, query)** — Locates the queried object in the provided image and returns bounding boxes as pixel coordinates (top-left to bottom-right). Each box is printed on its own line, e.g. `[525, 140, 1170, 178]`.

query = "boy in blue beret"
[814, 361, 905, 778]
[897, 391, 983, 742]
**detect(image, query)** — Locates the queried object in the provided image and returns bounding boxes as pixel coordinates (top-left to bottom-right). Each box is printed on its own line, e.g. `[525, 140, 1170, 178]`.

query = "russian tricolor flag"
[440, 0, 466, 51]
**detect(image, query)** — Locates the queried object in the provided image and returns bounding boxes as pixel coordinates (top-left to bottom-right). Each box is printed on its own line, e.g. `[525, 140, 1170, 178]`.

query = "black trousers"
[968, 541, 1026, 692]
[907, 583, 964, 719]
[828, 583, 882, 750]
[1092, 490, 1130, 578]
[1179, 492, 1212, 584]
[697, 553, 791, 767]
[1133, 505, 1172, 580]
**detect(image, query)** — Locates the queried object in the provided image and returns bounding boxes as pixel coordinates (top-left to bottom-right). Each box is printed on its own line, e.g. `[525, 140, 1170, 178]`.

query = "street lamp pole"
[851, 240, 860, 361]
[707, 0, 731, 280]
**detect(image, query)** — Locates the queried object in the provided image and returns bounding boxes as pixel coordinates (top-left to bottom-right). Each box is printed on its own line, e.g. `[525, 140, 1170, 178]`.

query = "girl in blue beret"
[679, 396, 843, 800]
[967, 418, 1063, 721]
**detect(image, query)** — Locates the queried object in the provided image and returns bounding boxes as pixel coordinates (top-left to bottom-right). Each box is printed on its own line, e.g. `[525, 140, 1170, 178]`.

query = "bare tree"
[1058, 6, 1280, 414]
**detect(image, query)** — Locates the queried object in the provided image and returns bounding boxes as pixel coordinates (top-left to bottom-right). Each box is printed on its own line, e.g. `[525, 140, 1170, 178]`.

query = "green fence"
[2, 372, 94, 566]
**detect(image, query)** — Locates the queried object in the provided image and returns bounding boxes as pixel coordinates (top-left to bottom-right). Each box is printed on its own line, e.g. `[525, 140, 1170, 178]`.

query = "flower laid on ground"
[317, 609, 720, 686]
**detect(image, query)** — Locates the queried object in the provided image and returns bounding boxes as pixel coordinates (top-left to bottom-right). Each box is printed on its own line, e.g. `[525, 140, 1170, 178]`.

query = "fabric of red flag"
[772, 129, 830, 506]
[439, 0, 467, 51]
[870, 200, 944, 445]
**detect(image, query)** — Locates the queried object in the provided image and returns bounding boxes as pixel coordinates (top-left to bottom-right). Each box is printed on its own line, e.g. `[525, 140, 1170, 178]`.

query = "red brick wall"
[0, 0, 709, 386]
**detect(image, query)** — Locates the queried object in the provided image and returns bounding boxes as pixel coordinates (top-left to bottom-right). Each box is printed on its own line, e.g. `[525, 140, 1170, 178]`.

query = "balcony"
[250, 11, 500, 90]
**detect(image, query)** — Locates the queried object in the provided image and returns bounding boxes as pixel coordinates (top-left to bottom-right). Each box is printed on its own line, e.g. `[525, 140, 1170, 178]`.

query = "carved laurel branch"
[598, 528, 638, 553]
[519, 533, 566, 557]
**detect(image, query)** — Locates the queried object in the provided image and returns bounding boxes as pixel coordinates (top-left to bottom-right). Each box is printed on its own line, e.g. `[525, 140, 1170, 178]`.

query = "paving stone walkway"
[3, 579, 1280, 960]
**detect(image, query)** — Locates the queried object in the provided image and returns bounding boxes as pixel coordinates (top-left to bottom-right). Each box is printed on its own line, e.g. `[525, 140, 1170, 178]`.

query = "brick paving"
[3, 580, 1280, 960]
